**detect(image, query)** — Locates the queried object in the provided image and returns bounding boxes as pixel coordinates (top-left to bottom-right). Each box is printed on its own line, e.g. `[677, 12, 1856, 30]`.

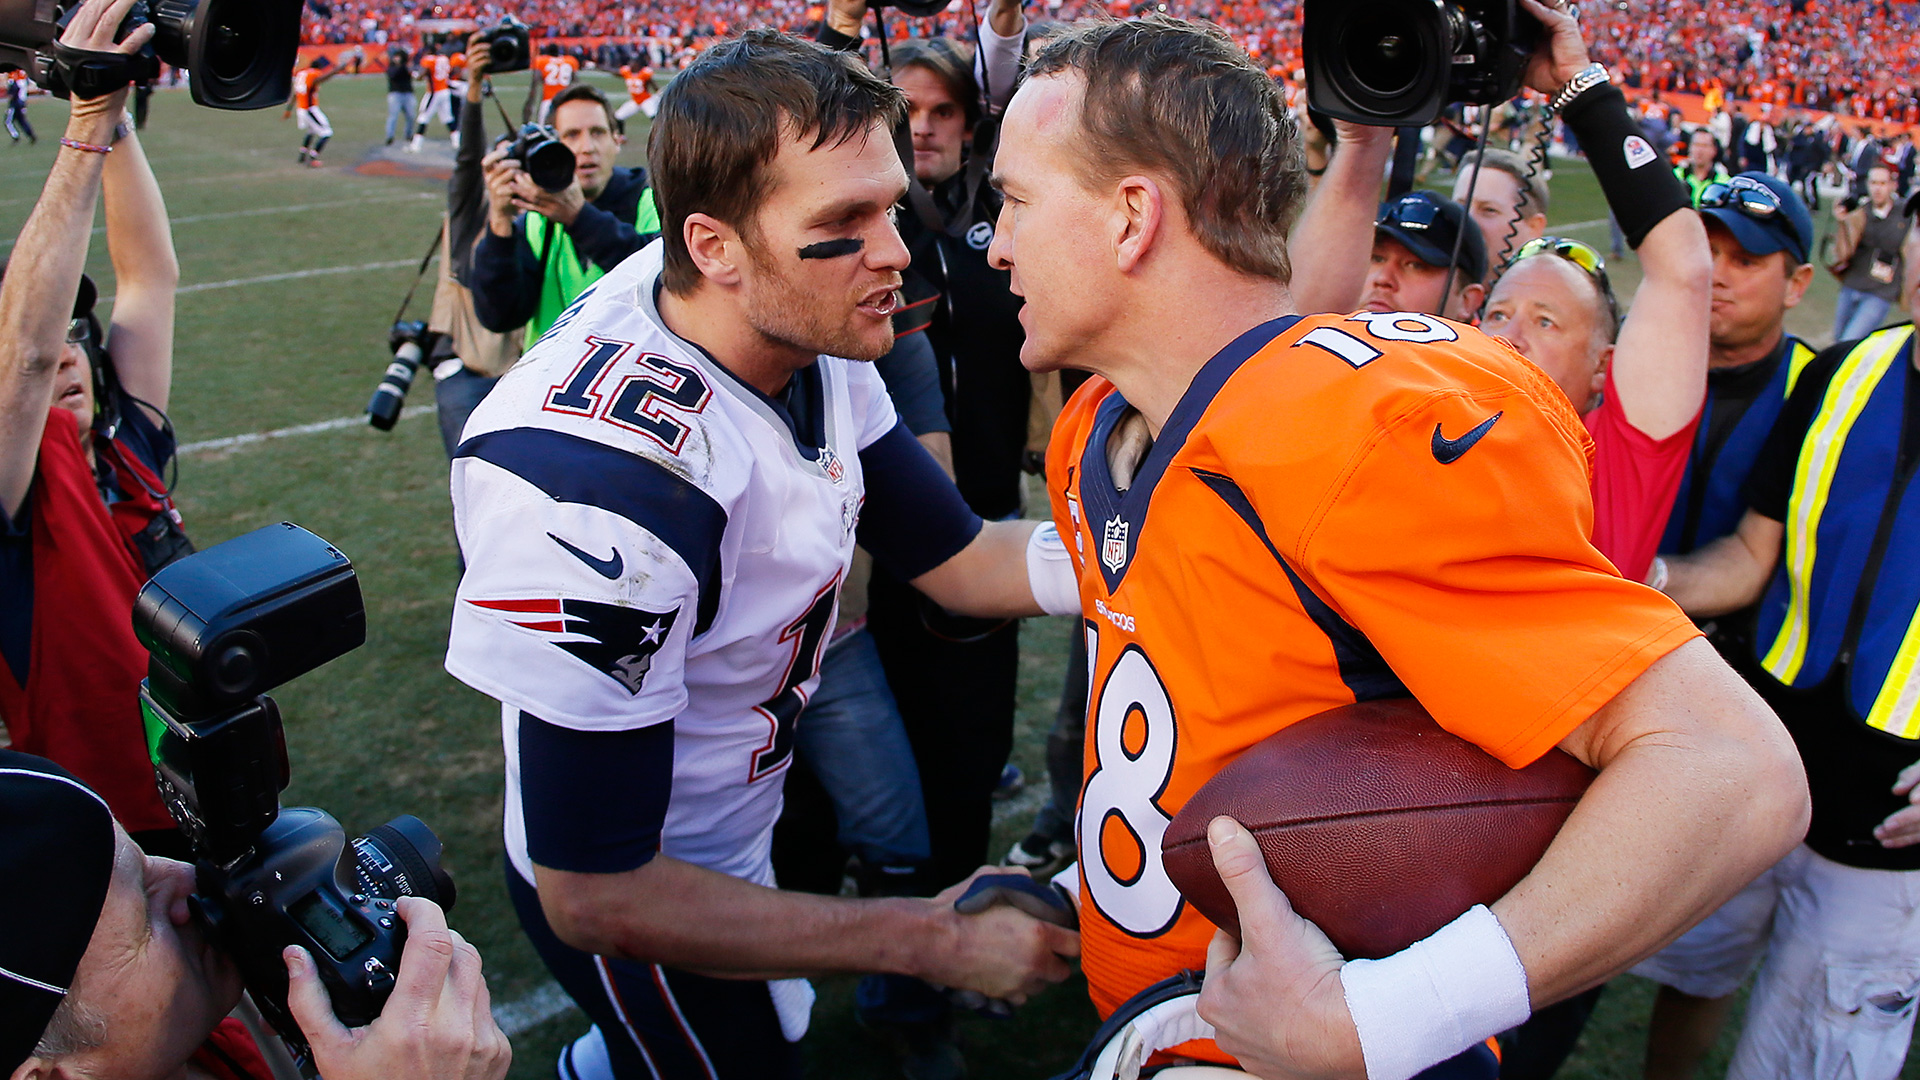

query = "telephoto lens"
[508, 123, 577, 193]
[367, 321, 435, 431]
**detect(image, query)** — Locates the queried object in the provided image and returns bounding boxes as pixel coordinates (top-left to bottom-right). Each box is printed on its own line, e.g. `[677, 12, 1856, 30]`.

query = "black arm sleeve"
[518, 712, 674, 874]
[857, 421, 983, 579]
[567, 199, 656, 274]
[469, 218, 542, 333]
[1745, 343, 1847, 521]
[872, 329, 951, 437]
[816, 23, 862, 50]
[1560, 83, 1693, 249]
[448, 96, 490, 283]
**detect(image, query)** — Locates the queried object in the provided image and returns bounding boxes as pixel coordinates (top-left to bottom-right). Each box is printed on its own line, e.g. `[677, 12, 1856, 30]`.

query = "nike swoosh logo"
[549, 533, 624, 579]
[1430, 411, 1504, 465]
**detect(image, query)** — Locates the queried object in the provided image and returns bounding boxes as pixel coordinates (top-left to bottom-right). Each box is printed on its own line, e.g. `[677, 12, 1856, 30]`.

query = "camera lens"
[354, 816, 456, 910]
[1336, 0, 1436, 99]
[524, 138, 577, 194]
[201, 1, 257, 82]
[491, 35, 519, 68]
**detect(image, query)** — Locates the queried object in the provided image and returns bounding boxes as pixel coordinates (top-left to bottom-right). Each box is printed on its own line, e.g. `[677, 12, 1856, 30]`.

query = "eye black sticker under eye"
[798, 238, 864, 260]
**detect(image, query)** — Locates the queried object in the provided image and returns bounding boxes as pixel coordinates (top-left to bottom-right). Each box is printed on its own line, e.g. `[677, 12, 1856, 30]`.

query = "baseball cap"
[0, 752, 116, 1076]
[1375, 191, 1488, 284]
[1698, 171, 1812, 266]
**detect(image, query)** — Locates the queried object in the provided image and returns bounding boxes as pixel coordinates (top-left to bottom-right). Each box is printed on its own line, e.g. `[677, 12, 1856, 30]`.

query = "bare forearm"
[537, 857, 946, 980]
[1611, 209, 1709, 439]
[102, 129, 177, 410]
[0, 107, 118, 515]
[1288, 129, 1393, 315]
[912, 517, 1041, 618]
[1663, 513, 1781, 616]
[987, 0, 1023, 40]
[1493, 640, 1807, 1006]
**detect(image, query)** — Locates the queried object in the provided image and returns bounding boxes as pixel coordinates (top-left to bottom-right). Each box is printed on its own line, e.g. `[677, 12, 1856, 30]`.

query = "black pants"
[865, 568, 1019, 892]
[507, 865, 802, 1080]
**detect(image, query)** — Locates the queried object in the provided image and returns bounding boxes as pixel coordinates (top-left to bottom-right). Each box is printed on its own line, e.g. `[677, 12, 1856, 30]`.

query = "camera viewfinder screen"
[290, 890, 375, 961]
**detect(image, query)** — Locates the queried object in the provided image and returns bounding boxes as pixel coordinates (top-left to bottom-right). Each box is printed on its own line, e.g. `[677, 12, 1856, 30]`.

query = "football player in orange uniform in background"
[285, 51, 355, 166]
[532, 45, 580, 124]
[410, 46, 458, 152]
[988, 12, 1809, 1080]
[613, 63, 655, 133]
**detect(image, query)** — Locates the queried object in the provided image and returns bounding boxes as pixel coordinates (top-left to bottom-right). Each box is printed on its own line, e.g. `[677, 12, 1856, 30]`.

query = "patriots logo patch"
[470, 597, 679, 695]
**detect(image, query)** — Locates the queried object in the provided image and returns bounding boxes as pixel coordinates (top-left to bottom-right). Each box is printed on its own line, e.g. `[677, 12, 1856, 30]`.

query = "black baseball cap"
[0, 752, 116, 1076]
[1375, 191, 1488, 284]
[0, 263, 96, 320]
[1699, 171, 1813, 266]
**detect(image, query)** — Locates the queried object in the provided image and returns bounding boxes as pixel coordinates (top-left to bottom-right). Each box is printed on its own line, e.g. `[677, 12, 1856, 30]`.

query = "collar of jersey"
[1079, 313, 1300, 595]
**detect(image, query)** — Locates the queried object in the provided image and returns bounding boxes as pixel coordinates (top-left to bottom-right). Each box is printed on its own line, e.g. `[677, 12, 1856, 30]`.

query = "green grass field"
[0, 72, 1904, 1080]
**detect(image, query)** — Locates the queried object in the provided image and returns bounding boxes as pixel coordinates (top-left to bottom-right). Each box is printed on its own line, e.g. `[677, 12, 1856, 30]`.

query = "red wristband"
[58, 137, 113, 154]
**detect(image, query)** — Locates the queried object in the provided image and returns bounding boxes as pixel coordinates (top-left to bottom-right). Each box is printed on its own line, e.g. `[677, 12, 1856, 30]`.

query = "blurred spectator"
[1451, 147, 1549, 266]
[1676, 127, 1732, 204]
[385, 42, 416, 145]
[6, 70, 34, 145]
[0, 0, 188, 857]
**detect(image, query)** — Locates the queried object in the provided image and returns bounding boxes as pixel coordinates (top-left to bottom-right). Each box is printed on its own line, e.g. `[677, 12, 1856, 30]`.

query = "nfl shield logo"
[819, 448, 846, 486]
[1101, 516, 1129, 574]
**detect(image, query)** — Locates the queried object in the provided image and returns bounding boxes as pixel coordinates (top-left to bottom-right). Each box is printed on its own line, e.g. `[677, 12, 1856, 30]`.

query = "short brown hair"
[891, 37, 980, 127]
[648, 29, 906, 295]
[550, 83, 617, 130]
[1467, 147, 1549, 218]
[1027, 17, 1306, 282]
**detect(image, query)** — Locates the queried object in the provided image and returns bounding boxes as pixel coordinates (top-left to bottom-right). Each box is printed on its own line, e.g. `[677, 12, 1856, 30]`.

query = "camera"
[366, 320, 442, 431]
[478, 15, 529, 74]
[1304, 0, 1540, 126]
[0, 0, 302, 109]
[136, 522, 456, 1065]
[504, 122, 576, 193]
[1841, 193, 1864, 213]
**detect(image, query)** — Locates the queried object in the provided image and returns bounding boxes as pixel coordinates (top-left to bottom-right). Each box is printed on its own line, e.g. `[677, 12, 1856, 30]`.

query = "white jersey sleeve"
[446, 428, 724, 734]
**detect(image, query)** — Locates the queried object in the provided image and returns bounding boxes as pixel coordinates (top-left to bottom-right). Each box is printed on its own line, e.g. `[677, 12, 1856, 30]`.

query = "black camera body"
[1305, 0, 1539, 127]
[137, 522, 455, 1063]
[505, 122, 576, 193]
[366, 320, 441, 431]
[479, 15, 529, 73]
[0, 0, 302, 109]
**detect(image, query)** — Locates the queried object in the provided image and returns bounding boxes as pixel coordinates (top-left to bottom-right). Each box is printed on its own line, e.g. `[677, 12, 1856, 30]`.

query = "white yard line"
[0, 193, 434, 250]
[178, 404, 436, 454]
[99, 256, 432, 306]
[494, 981, 580, 1038]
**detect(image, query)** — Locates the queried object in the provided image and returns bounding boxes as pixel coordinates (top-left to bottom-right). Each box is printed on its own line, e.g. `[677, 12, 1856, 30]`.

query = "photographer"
[471, 83, 659, 345]
[1831, 163, 1905, 342]
[0, 0, 191, 854]
[0, 750, 511, 1080]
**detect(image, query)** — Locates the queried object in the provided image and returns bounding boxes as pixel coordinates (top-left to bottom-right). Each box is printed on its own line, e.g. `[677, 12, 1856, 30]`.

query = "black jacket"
[469, 165, 655, 333]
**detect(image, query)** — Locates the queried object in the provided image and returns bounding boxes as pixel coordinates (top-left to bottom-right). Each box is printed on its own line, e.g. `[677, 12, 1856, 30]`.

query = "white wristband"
[1026, 521, 1081, 616]
[1339, 905, 1531, 1080]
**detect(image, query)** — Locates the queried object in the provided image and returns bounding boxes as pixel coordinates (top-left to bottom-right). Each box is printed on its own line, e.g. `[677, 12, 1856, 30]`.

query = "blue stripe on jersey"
[857, 421, 984, 580]
[455, 427, 727, 634]
[519, 712, 675, 874]
[1190, 468, 1411, 703]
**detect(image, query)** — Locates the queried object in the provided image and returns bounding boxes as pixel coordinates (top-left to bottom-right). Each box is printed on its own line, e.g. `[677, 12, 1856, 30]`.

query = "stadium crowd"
[10, 0, 1920, 1077]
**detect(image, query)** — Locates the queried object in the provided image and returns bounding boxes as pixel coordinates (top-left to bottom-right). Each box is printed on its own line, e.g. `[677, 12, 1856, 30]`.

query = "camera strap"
[876, 6, 1004, 240]
[43, 42, 160, 102]
[390, 225, 445, 328]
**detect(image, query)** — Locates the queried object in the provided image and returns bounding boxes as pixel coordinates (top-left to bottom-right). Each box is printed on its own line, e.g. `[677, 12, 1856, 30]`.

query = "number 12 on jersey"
[1078, 624, 1186, 937]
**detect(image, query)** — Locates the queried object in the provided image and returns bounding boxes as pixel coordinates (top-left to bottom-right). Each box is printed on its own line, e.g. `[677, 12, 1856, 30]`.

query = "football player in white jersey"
[445, 30, 1081, 1080]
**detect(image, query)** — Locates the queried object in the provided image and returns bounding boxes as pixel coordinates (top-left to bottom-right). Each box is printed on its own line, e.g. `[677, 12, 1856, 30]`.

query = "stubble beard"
[744, 245, 895, 363]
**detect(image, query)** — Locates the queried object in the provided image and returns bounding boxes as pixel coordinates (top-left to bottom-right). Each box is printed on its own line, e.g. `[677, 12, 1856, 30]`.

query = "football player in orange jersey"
[613, 63, 655, 132]
[532, 45, 581, 124]
[988, 13, 1808, 1080]
[284, 52, 351, 167]
[410, 46, 459, 153]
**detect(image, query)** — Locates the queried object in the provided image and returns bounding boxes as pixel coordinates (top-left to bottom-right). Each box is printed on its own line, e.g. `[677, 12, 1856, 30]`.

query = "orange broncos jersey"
[292, 68, 319, 110]
[535, 54, 580, 99]
[1049, 312, 1699, 1060]
[424, 53, 451, 92]
[623, 68, 652, 104]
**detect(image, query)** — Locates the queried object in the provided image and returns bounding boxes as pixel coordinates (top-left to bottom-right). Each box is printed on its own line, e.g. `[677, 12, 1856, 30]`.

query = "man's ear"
[683, 212, 743, 287]
[1113, 175, 1165, 275]
[1457, 282, 1486, 320]
[1590, 342, 1614, 403]
[11, 1056, 56, 1080]
[1783, 262, 1814, 309]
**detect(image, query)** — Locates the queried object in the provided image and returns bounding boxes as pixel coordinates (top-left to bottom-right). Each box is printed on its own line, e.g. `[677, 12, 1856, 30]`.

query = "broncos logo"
[469, 597, 679, 695]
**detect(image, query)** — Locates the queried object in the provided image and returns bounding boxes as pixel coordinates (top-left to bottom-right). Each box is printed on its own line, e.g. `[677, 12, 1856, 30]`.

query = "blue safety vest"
[1662, 336, 1817, 555]
[1755, 325, 1920, 735]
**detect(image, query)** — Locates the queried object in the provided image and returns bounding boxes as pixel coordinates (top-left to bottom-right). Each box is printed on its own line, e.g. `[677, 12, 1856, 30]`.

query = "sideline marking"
[178, 404, 436, 454]
[0, 192, 434, 250]
[101, 257, 432, 306]
[494, 981, 579, 1038]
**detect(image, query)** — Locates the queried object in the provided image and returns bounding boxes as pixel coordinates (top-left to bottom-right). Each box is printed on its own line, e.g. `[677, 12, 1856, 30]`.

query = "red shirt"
[1584, 365, 1701, 583]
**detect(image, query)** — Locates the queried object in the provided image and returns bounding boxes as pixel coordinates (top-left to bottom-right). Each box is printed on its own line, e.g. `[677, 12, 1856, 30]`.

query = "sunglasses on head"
[1699, 176, 1783, 220]
[1381, 196, 1441, 231]
[1510, 236, 1621, 335]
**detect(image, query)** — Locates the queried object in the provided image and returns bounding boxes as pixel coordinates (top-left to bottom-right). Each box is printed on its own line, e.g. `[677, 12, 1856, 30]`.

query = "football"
[1159, 697, 1594, 959]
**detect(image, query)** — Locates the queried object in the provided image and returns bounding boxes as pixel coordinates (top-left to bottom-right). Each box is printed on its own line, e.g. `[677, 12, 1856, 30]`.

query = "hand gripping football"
[1160, 698, 1594, 959]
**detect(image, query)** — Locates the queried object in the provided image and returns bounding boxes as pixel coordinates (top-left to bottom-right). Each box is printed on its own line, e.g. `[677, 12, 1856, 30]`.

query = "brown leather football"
[1160, 698, 1594, 960]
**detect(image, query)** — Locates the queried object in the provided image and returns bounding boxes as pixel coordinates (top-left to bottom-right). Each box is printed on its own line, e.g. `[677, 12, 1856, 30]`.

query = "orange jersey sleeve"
[293, 69, 316, 109]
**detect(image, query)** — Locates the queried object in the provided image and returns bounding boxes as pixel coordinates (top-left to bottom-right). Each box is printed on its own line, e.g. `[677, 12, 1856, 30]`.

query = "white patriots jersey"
[445, 240, 898, 891]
